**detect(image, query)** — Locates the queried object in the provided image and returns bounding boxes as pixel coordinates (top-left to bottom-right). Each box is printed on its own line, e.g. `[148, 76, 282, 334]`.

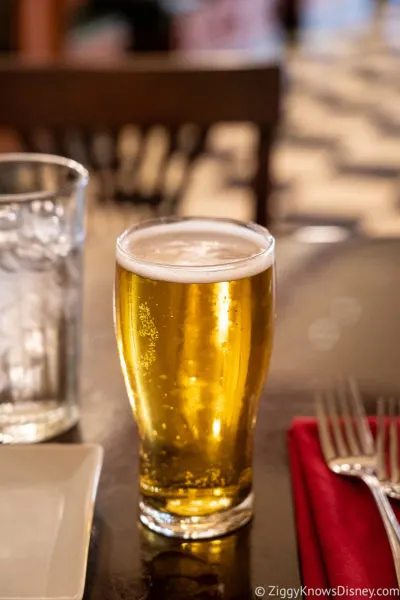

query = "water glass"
[0, 154, 88, 443]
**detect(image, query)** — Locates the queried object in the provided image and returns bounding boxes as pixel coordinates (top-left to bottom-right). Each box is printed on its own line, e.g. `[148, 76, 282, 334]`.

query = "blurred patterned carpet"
[177, 9, 400, 237]
[274, 19, 400, 237]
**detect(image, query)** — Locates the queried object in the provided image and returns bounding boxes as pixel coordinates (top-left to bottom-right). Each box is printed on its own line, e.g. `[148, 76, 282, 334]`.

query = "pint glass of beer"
[114, 217, 275, 539]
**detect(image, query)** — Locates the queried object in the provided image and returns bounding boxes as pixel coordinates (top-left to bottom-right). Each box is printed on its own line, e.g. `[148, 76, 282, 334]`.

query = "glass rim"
[0, 153, 89, 204]
[116, 216, 275, 274]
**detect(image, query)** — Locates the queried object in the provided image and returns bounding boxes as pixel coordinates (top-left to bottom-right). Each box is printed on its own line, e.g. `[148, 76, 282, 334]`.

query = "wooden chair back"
[0, 56, 281, 225]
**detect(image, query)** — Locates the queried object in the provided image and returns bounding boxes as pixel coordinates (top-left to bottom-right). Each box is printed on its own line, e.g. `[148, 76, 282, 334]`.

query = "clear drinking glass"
[0, 154, 88, 443]
[114, 216, 275, 539]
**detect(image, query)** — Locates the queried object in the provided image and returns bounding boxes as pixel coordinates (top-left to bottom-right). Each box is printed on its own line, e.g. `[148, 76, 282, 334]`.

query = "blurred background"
[1, 0, 400, 238]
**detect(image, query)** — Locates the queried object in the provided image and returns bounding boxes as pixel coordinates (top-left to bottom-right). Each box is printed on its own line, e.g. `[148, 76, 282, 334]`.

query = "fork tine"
[315, 393, 336, 462]
[389, 398, 399, 484]
[337, 378, 360, 455]
[326, 390, 347, 457]
[348, 377, 375, 456]
[377, 397, 387, 482]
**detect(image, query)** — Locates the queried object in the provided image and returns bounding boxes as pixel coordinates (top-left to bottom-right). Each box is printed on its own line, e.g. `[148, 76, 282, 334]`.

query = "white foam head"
[116, 218, 275, 283]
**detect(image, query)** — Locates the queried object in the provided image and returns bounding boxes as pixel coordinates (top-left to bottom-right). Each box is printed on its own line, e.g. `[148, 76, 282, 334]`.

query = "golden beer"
[114, 218, 275, 538]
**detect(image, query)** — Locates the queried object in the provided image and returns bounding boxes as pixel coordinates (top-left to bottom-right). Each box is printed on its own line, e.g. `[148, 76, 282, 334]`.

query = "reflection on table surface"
[140, 525, 251, 599]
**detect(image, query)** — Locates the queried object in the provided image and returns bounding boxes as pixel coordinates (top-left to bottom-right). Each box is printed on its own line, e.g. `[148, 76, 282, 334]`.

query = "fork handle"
[363, 473, 400, 585]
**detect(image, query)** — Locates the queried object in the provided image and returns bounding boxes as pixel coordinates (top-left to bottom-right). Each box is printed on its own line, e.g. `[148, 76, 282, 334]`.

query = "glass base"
[139, 492, 253, 540]
[0, 402, 79, 443]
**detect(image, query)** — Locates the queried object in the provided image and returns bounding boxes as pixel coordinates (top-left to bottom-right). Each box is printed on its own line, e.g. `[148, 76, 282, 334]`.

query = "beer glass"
[114, 217, 275, 538]
[0, 154, 88, 443]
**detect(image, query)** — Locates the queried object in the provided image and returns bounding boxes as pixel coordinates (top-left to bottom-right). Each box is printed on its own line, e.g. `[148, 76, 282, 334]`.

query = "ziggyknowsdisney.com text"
[254, 586, 400, 598]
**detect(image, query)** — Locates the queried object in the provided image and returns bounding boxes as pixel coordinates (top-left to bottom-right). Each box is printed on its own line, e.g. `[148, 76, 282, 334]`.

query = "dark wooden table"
[69, 217, 400, 599]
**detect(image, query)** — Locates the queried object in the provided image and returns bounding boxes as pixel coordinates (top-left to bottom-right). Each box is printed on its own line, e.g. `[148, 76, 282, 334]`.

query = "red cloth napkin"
[288, 418, 400, 591]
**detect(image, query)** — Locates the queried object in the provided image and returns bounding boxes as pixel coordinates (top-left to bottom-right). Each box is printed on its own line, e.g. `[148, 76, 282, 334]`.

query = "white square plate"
[0, 444, 103, 600]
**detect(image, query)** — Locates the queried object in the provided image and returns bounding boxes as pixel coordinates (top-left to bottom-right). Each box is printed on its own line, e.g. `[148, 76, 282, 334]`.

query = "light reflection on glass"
[212, 418, 221, 439]
[215, 281, 230, 345]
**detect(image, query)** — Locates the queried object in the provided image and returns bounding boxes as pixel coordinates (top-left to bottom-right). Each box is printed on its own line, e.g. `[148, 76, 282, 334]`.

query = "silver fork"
[378, 398, 400, 500]
[316, 379, 400, 584]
